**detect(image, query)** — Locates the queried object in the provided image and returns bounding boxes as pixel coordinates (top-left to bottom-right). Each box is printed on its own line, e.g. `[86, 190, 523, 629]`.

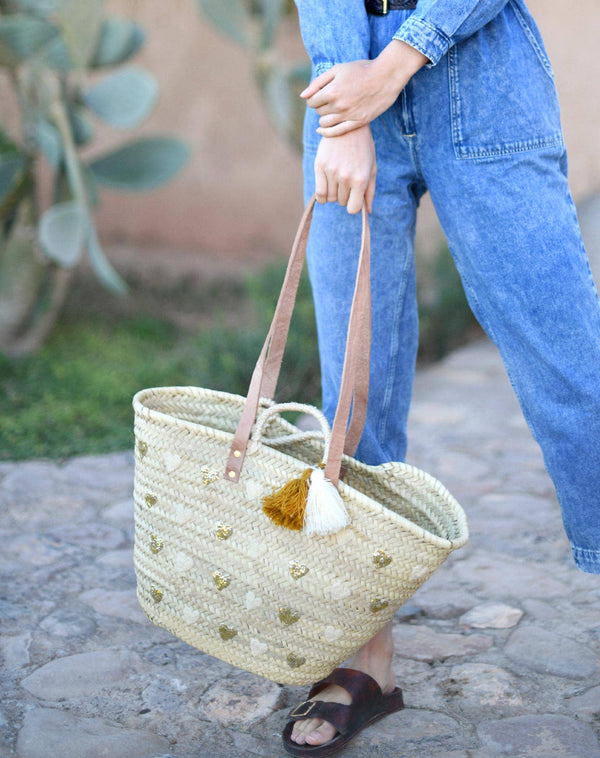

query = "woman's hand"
[302, 40, 428, 137]
[314, 124, 377, 215]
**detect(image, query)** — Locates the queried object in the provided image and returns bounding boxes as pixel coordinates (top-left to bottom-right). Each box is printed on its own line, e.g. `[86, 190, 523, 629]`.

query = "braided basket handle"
[225, 196, 371, 486]
[253, 402, 333, 456]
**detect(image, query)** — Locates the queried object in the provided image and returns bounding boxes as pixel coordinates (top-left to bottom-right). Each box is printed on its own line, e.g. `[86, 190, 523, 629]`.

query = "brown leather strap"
[325, 212, 371, 477]
[286, 700, 354, 736]
[225, 198, 371, 485]
[225, 199, 317, 481]
[309, 667, 382, 708]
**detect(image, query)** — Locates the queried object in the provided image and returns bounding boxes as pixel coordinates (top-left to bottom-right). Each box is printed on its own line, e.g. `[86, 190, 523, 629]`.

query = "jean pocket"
[449, 0, 564, 160]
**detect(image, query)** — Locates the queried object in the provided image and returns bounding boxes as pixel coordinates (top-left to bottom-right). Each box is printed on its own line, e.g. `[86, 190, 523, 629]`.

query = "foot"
[290, 625, 395, 747]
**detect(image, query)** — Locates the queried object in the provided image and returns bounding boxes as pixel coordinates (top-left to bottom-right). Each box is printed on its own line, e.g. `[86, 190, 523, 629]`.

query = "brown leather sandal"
[282, 667, 405, 757]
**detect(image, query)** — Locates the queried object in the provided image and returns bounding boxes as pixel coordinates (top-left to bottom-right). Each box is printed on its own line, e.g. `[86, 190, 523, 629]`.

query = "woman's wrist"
[374, 39, 429, 90]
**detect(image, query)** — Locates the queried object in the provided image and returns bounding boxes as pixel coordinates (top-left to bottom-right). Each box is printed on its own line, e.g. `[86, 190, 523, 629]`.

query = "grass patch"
[0, 265, 321, 461]
[0, 248, 478, 461]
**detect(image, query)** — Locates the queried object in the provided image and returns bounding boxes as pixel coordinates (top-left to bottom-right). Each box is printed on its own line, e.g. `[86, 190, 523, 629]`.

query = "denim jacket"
[294, 0, 511, 74]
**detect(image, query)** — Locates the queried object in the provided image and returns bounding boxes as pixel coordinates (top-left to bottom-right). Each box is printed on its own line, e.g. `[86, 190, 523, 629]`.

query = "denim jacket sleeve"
[295, 0, 511, 72]
[394, 0, 510, 66]
[294, 0, 370, 75]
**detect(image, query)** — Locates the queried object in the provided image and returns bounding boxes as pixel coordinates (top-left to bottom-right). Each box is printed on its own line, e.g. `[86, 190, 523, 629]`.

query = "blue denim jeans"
[301, 2, 600, 574]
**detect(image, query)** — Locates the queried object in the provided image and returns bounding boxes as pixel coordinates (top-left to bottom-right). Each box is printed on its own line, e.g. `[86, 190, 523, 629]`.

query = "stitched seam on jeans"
[573, 547, 600, 558]
[510, 0, 555, 81]
[456, 134, 564, 160]
[447, 46, 463, 161]
[377, 248, 414, 451]
[459, 277, 547, 458]
[448, 9, 561, 161]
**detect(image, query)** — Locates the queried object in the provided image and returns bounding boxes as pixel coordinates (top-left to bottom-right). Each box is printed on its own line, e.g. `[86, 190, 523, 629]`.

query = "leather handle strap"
[225, 197, 371, 485]
[324, 210, 371, 484]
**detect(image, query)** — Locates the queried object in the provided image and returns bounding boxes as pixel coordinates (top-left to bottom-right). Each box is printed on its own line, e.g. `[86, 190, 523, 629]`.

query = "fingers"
[314, 171, 374, 215]
[318, 113, 343, 129]
[365, 170, 377, 214]
[346, 183, 367, 215]
[313, 127, 377, 215]
[337, 180, 351, 209]
[316, 172, 362, 214]
[314, 158, 328, 205]
[300, 69, 335, 100]
[317, 121, 363, 138]
[306, 89, 333, 111]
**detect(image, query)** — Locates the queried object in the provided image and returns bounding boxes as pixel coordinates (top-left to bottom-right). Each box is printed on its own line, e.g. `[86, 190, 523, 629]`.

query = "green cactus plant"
[197, 0, 310, 151]
[0, 0, 190, 356]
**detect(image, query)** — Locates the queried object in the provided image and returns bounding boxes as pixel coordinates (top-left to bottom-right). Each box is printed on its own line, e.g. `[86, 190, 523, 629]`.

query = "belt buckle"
[289, 700, 318, 719]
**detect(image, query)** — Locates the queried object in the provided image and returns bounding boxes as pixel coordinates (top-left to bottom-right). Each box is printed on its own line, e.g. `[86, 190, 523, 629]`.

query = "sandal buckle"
[289, 700, 318, 718]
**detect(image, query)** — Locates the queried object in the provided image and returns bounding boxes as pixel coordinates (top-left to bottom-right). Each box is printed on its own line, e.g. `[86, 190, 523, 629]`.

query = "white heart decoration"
[247, 540, 267, 558]
[245, 591, 262, 611]
[163, 451, 182, 473]
[174, 503, 192, 525]
[183, 605, 200, 624]
[174, 552, 194, 573]
[324, 626, 343, 643]
[330, 583, 351, 600]
[245, 480, 265, 500]
[250, 638, 268, 656]
[410, 564, 429, 581]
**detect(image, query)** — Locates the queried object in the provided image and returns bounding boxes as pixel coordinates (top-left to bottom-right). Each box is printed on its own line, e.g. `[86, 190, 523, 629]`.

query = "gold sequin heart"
[279, 607, 300, 626]
[145, 493, 157, 508]
[138, 440, 148, 457]
[218, 624, 237, 641]
[289, 561, 309, 580]
[201, 466, 220, 486]
[370, 597, 389, 614]
[215, 522, 233, 541]
[373, 549, 393, 569]
[212, 570, 231, 591]
[150, 534, 164, 554]
[287, 653, 306, 668]
[150, 585, 163, 603]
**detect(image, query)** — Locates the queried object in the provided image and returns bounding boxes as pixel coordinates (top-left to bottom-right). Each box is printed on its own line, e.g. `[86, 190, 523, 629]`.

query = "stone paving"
[1, 337, 599, 758]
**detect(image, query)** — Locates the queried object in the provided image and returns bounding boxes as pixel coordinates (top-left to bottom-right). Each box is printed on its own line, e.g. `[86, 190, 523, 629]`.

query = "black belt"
[365, 0, 418, 14]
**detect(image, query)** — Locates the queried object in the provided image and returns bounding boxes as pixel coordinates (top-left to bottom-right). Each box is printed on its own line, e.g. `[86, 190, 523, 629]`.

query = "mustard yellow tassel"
[262, 468, 313, 530]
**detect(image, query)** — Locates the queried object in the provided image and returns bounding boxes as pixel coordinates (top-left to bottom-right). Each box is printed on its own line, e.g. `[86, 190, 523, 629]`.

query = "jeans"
[301, 2, 600, 574]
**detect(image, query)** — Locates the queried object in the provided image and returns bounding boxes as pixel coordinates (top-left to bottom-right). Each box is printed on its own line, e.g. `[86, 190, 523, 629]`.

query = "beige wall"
[2, 1, 600, 260]
[93, 0, 305, 260]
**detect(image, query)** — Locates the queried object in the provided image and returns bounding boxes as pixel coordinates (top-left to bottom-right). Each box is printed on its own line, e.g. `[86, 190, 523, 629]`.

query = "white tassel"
[303, 468, 350, 535]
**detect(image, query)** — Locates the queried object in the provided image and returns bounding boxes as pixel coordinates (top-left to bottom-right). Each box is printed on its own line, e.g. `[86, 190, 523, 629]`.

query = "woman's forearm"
[294, 0, 371, 75]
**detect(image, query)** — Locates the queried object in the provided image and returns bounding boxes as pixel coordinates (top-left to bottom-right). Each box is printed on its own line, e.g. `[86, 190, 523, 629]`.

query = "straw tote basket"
[132, 196, 469, 685]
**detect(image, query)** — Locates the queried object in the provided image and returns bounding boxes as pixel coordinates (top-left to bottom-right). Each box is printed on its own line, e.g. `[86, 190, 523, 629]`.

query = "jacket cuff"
[393, 15, 451, 67]
[314, 61, 335, 77]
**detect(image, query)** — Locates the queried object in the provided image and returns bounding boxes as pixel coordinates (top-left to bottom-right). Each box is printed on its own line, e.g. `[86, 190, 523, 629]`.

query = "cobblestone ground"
[1, 338, 599, 758]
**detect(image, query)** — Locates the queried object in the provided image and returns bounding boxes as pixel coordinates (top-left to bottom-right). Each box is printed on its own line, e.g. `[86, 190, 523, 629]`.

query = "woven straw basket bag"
[133, 197, 469, 685]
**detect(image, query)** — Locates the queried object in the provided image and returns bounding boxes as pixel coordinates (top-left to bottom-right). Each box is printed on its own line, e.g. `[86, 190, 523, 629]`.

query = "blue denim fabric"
[295, 0, 512, 71]
[299, 2, 600, 574]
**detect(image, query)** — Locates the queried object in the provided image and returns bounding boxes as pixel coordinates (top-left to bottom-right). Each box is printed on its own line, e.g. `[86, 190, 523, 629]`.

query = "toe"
[291, 718, 319, 744]
[305, 722, 337, 746]
[290, 724, 305, 744]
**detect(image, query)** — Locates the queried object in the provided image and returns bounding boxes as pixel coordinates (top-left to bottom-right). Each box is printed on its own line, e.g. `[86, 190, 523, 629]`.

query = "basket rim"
[133, 385, 469, 551]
